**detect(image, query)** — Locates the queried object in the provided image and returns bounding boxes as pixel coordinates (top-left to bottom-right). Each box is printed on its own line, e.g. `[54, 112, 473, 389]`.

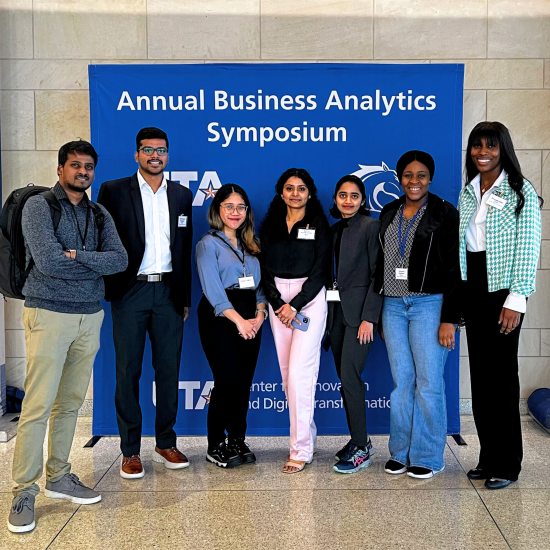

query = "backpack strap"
[41, 190, 62, 232]
[89, 202, 105, 246]
[23, 190, 63, 277]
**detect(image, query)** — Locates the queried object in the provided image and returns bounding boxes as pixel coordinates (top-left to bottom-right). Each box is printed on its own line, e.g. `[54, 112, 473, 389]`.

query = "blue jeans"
[382, 294, 448, 472]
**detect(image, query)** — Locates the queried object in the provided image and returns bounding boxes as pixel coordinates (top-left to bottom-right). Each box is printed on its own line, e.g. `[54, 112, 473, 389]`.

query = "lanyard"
[213, 233, 247, 276]
[332, 224, 345, 286]
[69, 202, 90, 251]
[398, 199, 427, 259]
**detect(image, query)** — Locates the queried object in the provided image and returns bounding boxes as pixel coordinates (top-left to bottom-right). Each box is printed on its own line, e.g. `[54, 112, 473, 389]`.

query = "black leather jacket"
[373, 192, 461, 324]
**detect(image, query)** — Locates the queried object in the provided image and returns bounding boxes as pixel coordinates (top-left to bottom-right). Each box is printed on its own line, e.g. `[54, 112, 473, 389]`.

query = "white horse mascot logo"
[351, 162, 401, 213]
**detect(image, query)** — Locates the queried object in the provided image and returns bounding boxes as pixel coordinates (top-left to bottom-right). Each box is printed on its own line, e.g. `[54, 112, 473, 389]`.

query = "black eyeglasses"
[138, 147, 168, 156]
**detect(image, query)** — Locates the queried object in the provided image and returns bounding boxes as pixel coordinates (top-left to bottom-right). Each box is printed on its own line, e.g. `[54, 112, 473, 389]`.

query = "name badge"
[326, 289, 341, 302]
[238, 276, 255, 289]
[486, 194, 507, 211]
[178, 215, 188, 227]
[395, 268, 408, 280]
[297, 228, 316, 240]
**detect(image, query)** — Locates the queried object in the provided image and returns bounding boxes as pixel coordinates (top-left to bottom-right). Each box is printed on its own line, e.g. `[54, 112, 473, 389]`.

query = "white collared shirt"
[137, 170, 172, 275]
[465, 170, 525, 313]
[465, 170, 506, 253]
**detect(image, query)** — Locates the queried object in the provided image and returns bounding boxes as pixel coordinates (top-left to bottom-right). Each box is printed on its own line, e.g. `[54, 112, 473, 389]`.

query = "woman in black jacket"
[327, 175, 383, 474]
[374, 150, 460, 479]
[260, 168, 331, 474]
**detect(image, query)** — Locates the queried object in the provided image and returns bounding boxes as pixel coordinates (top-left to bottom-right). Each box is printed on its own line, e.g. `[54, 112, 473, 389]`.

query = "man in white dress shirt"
[97, 128, 193, 478]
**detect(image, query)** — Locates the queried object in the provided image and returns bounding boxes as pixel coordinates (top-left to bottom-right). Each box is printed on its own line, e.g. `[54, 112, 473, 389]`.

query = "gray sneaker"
[45, 473, 101, 505]
[7, 493, 35, 533]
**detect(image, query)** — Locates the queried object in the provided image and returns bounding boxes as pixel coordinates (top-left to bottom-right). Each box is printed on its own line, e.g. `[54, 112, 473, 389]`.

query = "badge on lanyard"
[486, 193, 507, 211]
[326, 289, 341, 301]
[396, 200, 427, 281]
[178, 214, 188, 227]
[213, 233, 254, 290]
[298, 224, 316, 240]
[238, 275, 255, 289]
[326, 282, 341, 301]
[395, 268, 408, 280]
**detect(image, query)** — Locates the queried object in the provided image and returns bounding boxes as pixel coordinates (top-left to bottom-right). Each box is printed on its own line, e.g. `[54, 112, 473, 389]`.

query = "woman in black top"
[327, 175, 383, 474]
[260, 168, 331, 473]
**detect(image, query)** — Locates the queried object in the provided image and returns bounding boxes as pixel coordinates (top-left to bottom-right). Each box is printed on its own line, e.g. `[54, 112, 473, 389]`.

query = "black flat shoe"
[467, 468, 490, 480]
[485, 478, 514, 490]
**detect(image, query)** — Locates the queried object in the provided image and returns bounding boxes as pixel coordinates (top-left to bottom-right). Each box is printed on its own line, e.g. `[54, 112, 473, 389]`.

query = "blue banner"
[89, 63, 464, 436]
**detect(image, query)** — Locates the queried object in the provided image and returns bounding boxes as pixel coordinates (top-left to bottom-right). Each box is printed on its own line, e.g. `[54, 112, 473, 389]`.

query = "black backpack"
[5, 386, 25, 413]
[0, 184, 105, 300]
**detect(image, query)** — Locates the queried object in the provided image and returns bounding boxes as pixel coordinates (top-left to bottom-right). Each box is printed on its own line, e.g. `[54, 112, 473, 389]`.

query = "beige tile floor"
[0, 416, 548, 550]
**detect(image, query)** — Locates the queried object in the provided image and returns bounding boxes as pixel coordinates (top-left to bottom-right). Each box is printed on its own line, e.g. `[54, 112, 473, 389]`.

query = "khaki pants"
[12, 307, 104, 496]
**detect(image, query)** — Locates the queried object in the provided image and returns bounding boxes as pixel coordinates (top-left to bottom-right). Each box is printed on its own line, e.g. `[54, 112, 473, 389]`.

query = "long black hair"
[260, 168, 327, 232]
[465, 121, 543, 215]
[329, 174, 370, 219]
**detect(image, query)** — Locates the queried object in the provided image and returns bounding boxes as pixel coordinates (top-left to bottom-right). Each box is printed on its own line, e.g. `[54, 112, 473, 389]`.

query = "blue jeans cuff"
[391, 455, 409, 467]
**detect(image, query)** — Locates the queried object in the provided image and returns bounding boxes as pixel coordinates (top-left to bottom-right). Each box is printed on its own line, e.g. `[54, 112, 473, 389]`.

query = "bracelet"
[256, 308, 268, 319]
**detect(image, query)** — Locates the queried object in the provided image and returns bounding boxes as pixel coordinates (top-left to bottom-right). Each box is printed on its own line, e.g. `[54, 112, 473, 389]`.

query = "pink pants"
[269, 277, 327, 462]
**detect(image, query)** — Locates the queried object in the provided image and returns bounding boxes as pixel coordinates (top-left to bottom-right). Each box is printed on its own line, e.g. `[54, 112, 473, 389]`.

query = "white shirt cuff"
[503, 292, 527, 314]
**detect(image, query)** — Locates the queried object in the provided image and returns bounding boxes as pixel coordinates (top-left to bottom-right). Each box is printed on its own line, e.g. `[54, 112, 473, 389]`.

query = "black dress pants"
[464, 251, 524, 481]
[330, 302, 376, 447]
[198, 290, 262, 448]
[111, 280, 184, 457]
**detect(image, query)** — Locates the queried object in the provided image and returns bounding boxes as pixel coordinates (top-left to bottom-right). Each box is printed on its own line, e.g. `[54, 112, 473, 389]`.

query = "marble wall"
[1, 0, 550, 408]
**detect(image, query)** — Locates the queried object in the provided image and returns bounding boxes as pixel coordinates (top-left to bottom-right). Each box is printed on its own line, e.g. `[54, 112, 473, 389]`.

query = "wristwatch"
[290, 306, 297, 312]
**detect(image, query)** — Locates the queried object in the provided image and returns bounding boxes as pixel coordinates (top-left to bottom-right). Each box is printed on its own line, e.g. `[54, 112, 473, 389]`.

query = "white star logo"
[204, 184, 217, 201]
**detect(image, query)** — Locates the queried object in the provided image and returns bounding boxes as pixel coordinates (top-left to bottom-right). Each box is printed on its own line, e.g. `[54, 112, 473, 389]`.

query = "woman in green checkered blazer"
[458, 121, 542, 490]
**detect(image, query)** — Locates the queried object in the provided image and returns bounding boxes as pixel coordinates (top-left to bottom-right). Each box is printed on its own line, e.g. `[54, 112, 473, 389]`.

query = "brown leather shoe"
[120, 455, 144, 479]
[153, 447, 190, 470]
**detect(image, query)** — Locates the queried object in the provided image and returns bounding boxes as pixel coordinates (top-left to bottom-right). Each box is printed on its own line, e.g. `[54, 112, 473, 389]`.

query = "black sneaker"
[384, 459, 408, 475]
[229, 437, 256, 464]
[407, 466, 443, 479]
[206, 441, 242, 468]
[334, 436, 374, 461]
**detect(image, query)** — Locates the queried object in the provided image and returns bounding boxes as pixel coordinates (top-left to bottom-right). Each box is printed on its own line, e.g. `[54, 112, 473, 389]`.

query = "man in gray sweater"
[7, 140, 128, 534]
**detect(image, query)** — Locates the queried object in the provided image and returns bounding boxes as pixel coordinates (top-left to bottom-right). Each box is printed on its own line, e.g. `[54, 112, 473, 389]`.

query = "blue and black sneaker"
[334, 436, 374, 461]
[334, 439, 352, 461]
[333, 445, 372, 474]
[367, 436, 374, 457]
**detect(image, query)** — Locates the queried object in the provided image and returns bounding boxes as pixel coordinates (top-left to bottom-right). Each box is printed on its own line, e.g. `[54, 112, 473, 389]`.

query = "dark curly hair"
[329, 174, 370, 219]
[260, 168, 327, 232]
[465, 121, 543, 215]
